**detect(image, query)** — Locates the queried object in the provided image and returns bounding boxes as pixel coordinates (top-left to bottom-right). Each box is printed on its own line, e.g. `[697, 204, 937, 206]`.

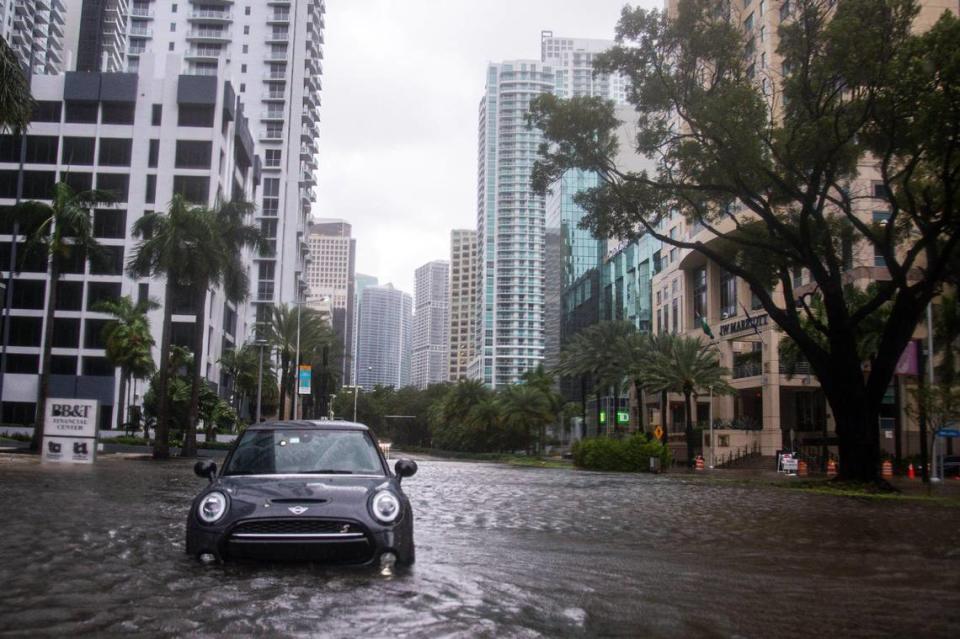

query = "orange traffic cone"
[881, 460, 893, 479]
[798, 459, 809, 477]
[695, 455, 705, 471]
[827, 459, 837, 478]
[908, 463, 916, 480]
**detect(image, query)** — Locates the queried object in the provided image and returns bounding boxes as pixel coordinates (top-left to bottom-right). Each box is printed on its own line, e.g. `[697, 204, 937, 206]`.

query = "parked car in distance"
[185, 420, 417, 569]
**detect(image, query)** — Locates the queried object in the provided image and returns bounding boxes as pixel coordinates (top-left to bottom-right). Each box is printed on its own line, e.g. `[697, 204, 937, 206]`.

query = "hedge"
[572, 433, 672, 472]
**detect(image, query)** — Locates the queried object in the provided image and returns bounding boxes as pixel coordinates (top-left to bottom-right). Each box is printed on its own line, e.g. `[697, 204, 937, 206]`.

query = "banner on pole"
[298, 365, 312, 395]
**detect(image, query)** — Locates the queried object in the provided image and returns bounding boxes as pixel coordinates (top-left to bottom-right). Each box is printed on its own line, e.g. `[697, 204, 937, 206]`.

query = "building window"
[101, 102, 135, 125]
[672, 298, 679, 333]
[52, 318, 81, 348]
[56, 281, 83, 311]
[720, 270, 737, 318]
[31, 101, 62, 123]
[98, 138, 133, 166]
[96, 173, 130, 202]
[93, 209, 126, 238]
[145, 174, 156, 203]
[24, 136, 59, 164]
[64, 102, 98, 124]
[50, 355, 77, 375]
[87, 282, 122, 309]
[693, 266, 707, 320]
[0, 135, 21, 162]
[152, 104, 163, 125]
[90, 246, 124, 275]
[21, 171, 57, 199]
[8, 317, 42, 346]
[83, 357, 114, 376]
[177, 104, 215, 127]
[148, 139, 160, 168]
[172, 175, 210, 203]
[174, 140, 212, 168]
[62, 137, 96, 165]
[265, 149, 281, 167]
[10, 279, 45, 309]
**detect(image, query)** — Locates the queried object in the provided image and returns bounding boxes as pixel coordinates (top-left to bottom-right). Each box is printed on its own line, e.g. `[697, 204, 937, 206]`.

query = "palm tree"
[94, 295, 158, 431]
[11, 182, 114, 450]
[180, 197, 260, 457]
[265, 303, 330, 418]
[0, 36, 33, 133]
[640, 334, 732, 466]
[464, 396, 502, 452]
[127, 194, 210, 459]
[218, 344, 260, 416]
[499, 383, 556, 455]
[621, 331, 653, 433]
[555, 321, 634, 437]
[520, 365, 564, 453]
[309, 336, 343, 419]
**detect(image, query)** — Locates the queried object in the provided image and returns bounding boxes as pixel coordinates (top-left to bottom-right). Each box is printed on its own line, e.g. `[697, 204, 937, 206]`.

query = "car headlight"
[371, 491, 401, 524]
[198, 491, 228, 524]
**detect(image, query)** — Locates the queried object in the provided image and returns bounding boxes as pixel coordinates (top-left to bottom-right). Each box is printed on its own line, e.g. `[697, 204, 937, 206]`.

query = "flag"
[700, 316, 715, 339]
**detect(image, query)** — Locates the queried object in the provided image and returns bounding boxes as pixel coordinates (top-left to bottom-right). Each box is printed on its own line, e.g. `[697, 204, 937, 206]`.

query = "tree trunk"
[683, 389, 695, 467]
[153, 279, 175, 460]
[183, 286, 207, 458]
[821, 375, 880, 482]
[279, 351, 290, 419]
[115, 367, 128, 431]
[30, 257, 60, 452]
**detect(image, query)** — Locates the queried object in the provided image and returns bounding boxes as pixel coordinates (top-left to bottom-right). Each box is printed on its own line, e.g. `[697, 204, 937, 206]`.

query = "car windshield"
[224, 429, 385, 476]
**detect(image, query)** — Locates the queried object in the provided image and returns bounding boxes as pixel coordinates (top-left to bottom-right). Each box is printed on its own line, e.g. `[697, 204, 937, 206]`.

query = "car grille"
[232, 519, 364, 536]
[226, 518, 374, 564]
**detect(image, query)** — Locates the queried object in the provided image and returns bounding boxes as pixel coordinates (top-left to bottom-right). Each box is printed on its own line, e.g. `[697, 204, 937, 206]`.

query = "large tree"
[529, 0, 960, 481]
[0, 36, 33, 133]
[264, 303, 332, 419]
[12, 183, 114, 449]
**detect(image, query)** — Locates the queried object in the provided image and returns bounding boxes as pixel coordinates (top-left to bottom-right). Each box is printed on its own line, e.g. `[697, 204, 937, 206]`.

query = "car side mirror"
[394, 459, 418, 482]
[194, 460, 217, 482]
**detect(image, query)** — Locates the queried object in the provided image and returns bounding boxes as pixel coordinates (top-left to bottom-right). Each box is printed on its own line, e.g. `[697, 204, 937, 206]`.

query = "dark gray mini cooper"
[185, 420, 417, 569]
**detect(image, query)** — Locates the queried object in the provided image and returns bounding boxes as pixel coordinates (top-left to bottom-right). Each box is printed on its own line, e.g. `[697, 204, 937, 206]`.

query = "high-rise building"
[113, 0, 326, 324]
[411, 260, 449, 390]
[352, 273, 377, 384]
[0, 0, 67, 75]
[356, 284, 412, 390]
[448, 229, 477, 381]
[74, 0, 128, 73]
[304, 219, 355, 381]
[0, 69, 258, 427]
[472, 59, 554, 388]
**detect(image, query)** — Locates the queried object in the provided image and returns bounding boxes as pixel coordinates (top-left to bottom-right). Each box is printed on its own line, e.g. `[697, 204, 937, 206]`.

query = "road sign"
[297, 365, 312, 395]
[654, 425, 664, 440]
[936, 428, 960, 438]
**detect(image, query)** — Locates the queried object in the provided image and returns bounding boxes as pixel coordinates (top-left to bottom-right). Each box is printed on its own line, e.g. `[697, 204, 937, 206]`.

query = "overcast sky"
[315, 0, 661, 295]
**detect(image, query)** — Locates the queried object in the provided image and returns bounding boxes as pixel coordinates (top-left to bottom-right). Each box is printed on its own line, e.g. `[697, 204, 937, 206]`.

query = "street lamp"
[255, 338, 268, 423]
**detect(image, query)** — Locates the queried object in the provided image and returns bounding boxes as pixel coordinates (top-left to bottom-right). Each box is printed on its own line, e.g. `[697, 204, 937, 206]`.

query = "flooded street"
[0, 455, 958, 637]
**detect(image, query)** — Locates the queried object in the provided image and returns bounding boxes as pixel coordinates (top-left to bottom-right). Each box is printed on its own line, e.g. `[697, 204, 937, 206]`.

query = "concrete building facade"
[411, 259, 449, 390]
[355, 284, 411, 390]
[0, 0, 67, 75]
[304, 219, 355, 381]
[448, 229, 477, 382]
[352, 272, 377, 385]
[0, 67, 258, 427]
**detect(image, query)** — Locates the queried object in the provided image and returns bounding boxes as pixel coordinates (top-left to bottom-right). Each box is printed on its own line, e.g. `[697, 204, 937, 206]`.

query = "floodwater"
[0, 455, 958, 638]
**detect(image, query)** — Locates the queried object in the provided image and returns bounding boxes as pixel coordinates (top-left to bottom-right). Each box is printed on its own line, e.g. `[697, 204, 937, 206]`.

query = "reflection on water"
[0, 455, 958, 637]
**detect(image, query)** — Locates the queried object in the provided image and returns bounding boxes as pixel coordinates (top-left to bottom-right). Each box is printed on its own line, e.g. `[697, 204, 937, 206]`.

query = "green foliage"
[572, 433, 672, 473]
[0, 36, 34, 133]
[528, 0, 960, 480]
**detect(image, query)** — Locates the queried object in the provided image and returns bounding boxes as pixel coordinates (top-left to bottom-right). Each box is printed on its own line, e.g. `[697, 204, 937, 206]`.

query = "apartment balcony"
[129, 7, 154, 18]
[260, 129, 283, 141]
[261, 111, 286, 121]
[264, 50, 289, 61]
[265, 31, 289, 43]
[128, 26, 153, 38]
[185, 47, 222, 61]
[128, 46, 146, 56]
[263, 159, 282, 171]
[267, 12, 291, 24]
[186, 29, 232, 42]
[261, 90, 286, 101]
[189, 9, 233, 22]
[263, 70, 287, 81]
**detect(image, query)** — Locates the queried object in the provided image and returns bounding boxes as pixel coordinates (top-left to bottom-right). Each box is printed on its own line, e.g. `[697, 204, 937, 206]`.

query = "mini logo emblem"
[288, 506, 308, 515]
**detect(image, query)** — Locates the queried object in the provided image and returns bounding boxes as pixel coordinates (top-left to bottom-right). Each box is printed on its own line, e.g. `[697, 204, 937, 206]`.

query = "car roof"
[246, 420, 370, 432]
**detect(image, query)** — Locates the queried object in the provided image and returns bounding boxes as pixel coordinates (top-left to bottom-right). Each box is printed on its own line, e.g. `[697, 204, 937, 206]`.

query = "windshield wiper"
[303, 469, 354, 474]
